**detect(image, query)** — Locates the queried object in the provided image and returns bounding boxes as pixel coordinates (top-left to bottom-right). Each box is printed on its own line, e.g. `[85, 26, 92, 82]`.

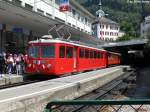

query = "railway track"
[51, 70, 136, 112]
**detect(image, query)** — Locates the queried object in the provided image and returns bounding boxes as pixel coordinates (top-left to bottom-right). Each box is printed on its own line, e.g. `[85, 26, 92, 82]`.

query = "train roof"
[107, 51, 121, 55]
[28, 36, 106, 51]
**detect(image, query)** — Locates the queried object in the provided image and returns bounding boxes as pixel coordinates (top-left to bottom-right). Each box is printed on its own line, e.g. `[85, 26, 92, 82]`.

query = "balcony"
[3, 0, 92, 34]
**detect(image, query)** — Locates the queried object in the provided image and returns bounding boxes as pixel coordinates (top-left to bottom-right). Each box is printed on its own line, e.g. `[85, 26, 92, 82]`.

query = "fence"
[44, 99, 150, 112]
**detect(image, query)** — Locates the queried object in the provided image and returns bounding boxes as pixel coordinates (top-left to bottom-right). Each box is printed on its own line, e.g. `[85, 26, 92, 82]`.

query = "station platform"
[0, 66, 130, 112]
[0, 75, 23, 86]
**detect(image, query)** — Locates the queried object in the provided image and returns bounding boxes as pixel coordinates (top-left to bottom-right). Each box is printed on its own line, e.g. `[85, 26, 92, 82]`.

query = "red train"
[25, 35, 120, 77]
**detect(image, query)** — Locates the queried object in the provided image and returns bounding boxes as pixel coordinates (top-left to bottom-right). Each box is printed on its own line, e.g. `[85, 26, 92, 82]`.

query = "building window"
[110, 38, 114, 41]
[12, 0, 22, 6]
[106, 25, 108, 29]
[85, 18, 88, 24]
[46, 13, 52, 18]
[81, 16, 84, 22]
[55, 0, 60, 5]
[110, 32, 113, 36]
[105, 37, 110, 41]
[77, 13, 81, 21]
[114, 32, 118, 36]
[110, 26, 114, 30]
[72, 9, 76, 17]
[100, 31, 104, 35]
[105, 32, 107, 35]
[100, 37, 104, 40]
[25, 3, 33, 11]
[102, 25, 104, 29]
[37, 9, 44, 15]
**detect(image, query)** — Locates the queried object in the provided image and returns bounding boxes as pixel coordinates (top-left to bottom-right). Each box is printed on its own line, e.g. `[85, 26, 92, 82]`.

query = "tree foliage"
[77, 0, 150, 41]
[146, 27, 150, 48]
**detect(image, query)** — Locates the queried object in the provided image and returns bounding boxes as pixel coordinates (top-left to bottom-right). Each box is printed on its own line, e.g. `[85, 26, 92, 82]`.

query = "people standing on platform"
[0, 54, 4, 77]
[21, 54, 26, 74]
[0, 52, 27, 75]
[13, 54, 17, 74]
[15, 54, 22, 75]
[2, 52, 7, 74]
[0, 53, 6, 77]
[6, 54, 14, 75]
[22, 54, 28, 74]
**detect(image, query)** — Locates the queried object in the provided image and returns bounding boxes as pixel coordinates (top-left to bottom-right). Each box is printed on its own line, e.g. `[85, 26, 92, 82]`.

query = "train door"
[73, 47, 77, 69]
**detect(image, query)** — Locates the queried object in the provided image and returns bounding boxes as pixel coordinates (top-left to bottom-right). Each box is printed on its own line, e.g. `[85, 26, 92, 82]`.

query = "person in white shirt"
[6, 54, 14, 75]
[15, 54, 22, 75]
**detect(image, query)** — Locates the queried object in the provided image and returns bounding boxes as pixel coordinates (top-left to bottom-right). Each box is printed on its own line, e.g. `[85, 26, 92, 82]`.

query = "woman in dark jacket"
[0, 54, 5, 75]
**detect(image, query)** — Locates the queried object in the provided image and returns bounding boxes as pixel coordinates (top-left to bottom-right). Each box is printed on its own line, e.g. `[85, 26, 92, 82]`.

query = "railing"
[44, 99, 150, 112]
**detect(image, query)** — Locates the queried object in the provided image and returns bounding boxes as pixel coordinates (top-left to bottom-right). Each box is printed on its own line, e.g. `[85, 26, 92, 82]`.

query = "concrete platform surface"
[0, 75, 23, 86]
[0, 66, 129, 112]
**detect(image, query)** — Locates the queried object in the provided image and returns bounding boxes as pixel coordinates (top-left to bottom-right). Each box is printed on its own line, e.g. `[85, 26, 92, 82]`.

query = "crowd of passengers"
[0, 52, 28, 76]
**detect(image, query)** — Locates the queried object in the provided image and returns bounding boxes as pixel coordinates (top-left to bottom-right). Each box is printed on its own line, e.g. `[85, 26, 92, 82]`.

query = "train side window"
[79, 48, 84, 58]
[94, 51, 97, 58]
[41, 45, 55, 58]
[97, 52, 101, 58]
[101, 52, 103, 58]
[90, 50, 93, 58]
[59, 46, 65, 58]
[66, 47, 73, 58]
[85, 49, 89, 58]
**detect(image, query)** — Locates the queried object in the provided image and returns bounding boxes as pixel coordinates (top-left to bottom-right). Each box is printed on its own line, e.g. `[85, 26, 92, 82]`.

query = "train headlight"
[28, 64, 32, 68]
[37, 60, 41, 65]
[42, 64, 45, 69]
[47, 64, 51, 69]
[33, 64, 35, 68]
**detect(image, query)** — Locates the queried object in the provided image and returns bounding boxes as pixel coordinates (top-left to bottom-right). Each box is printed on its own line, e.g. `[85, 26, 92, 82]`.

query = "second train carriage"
[107, 51, 121, 66]
[25, 35, 108, 76]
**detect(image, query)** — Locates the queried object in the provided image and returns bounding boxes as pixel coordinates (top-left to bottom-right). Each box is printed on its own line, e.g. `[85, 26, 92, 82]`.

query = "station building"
[0, 0, 99, 53]
[92, 17, 120, 42]
[141, 15, 150, 38]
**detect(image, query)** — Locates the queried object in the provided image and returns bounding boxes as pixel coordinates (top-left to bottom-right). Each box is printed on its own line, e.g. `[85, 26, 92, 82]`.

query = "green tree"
[77, 0, 150, 41]
[117, 34, 132, 41]
[146, 27, 150, 48]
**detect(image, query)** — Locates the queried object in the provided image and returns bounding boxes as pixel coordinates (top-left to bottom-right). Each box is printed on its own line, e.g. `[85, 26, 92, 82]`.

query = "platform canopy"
[0, 1, 105, 46]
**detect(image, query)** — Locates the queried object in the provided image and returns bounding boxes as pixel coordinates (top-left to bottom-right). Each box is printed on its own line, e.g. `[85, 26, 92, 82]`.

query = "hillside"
[77, 0, 150, 39]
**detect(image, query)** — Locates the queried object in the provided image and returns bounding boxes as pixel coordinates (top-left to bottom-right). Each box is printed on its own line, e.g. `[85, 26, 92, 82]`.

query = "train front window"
[41, 45, 55, 58]
[28, 46, 39, 58]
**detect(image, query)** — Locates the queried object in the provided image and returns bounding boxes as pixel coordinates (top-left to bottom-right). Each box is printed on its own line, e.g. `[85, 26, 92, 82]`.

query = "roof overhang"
[0, 1, 103, 45]
[100, 39, 147, 48]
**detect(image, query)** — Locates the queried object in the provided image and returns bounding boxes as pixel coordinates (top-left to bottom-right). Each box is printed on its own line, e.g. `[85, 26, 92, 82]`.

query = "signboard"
[59, 0, 70, 12]
[12, 27, 23, 33]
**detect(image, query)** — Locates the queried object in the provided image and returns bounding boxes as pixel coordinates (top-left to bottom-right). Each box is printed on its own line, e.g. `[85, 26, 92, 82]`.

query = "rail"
[44, 99, 150, 112]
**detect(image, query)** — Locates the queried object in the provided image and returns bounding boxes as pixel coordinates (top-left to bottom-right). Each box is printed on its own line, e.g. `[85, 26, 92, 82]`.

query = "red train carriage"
[25, 35, 107, 76]
[107, 51, 121, 66]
